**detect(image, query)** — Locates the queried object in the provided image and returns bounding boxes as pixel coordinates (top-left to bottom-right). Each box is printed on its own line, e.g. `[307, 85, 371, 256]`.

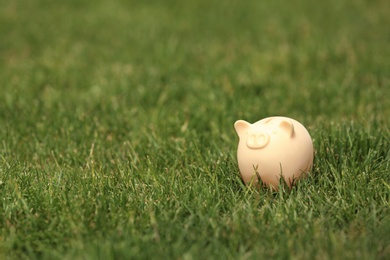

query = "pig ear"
[234, 120, 251, 137]
[279, 120, 295, 137]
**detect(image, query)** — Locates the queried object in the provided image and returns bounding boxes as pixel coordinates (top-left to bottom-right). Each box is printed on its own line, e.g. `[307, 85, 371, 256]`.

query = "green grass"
[1, 0, 389, 259]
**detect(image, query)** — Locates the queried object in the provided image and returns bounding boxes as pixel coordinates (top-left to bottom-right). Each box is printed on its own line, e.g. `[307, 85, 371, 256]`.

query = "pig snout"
[246, 132, 269, 149]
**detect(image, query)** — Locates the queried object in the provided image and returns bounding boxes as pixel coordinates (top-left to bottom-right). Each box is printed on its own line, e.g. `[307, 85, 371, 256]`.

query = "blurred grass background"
[0, 0, 389, 259]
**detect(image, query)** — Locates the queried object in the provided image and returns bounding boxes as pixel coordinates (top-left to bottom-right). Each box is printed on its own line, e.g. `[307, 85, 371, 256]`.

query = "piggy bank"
[234, 116, 313, 189]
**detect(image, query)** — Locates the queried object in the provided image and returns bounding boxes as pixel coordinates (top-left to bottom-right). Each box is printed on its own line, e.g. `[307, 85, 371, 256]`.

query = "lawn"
[0, 0, 389, 259]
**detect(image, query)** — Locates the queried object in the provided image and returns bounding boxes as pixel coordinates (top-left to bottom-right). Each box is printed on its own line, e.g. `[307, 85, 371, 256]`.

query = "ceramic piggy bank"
[234, 116, 313, 189]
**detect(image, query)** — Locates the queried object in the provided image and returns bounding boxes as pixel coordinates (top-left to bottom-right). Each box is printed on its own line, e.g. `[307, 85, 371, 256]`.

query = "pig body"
[234, 116, 313, 189]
